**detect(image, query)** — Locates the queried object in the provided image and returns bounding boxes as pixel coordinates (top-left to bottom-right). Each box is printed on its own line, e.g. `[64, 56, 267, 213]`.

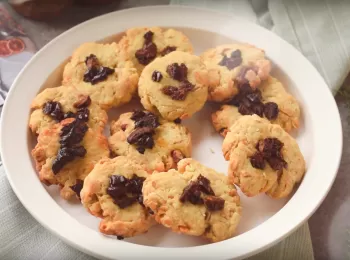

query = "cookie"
[138, 51, 209, 121]
[117, 27, 193, 73]
[29, 86, 107, 135]
[201, 44, 271, 102]
[31, 117, 109, 200]
[212, 77, 300, 136]
[81, 156, 154, 238]
[142, 158, 241, 242]
[222, 115, 305, 198]
[109, 110, 192, 174]
[62, 42, 139, 109]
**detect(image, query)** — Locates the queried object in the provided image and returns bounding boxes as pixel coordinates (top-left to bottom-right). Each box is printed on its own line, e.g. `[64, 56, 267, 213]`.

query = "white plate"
[0, 6, 342, 260]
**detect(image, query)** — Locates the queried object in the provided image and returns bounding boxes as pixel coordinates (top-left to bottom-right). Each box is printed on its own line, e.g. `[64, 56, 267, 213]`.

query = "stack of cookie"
[29, 27, 305, 243]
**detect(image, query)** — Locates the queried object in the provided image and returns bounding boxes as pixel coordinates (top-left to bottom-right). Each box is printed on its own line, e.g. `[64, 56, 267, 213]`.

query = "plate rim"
[0, 5, 343, 260]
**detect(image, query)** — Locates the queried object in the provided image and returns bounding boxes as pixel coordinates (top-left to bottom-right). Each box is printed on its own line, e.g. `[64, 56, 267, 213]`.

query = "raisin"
[174, 118, 182, 124]
[130, 110, 146, 121]
[127, 127, 155, 153]
[266, 156, 287, 171]
[120, 124, 127, 131]
[171, 150, 184, 164]
[107, 174, 145, 209]
[251, 138, 287, 171]
[117, 236, 124, 240]
[160, 46, 177, 56]
[197, 175, 215, 195]
[134, 112, 160, 129]
[143, 31, 154, 44]
[250, 152, 265, 169]
[246, 90, 262, 103]
[251, 102, 264, 117]
[42, 101, 64, 121]
[179, 175, 219, 207]
[151, 70, 163, 82]
[70, 179, 84, 199]
[258, 138, 284, 158]
[63, 111, 76, 119]
[166, 63, 188, 81]
[60, 120, 88, 147]
[76, 107, 89, 122]
[83, 54, 114, 85]
[218, 50, 242, 70]
[204, 196, 225, 211]
[238, 103, 252, 115]
[73, 96, 91, 108]
[162, 81, 194, 101]
[85, 54, 99, 68]
[264, 102, 279, 120]
[135, 42, 157, 65]
[52, 147, 76, 174]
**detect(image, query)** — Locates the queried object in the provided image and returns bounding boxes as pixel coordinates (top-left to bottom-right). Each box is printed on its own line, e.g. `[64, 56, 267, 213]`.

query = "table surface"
[6, 2, 350, 259]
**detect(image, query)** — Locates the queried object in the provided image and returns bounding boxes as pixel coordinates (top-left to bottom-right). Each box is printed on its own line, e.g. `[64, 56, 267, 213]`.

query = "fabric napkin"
[2, 0, 350, 259]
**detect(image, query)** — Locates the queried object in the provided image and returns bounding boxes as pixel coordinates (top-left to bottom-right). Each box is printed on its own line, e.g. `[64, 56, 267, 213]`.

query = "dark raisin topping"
[134, 112, 160, 129]
[43, 101, 64, 121]
[171, 150, 184, 164]
[180, 181, 204, 205]
[70, 179, 84, 199]
[64, 111, 76, 119]
[120, 124, 128, 131]
[73, 96, 91, 108]
[117, 236, 124, 240]
[162, 81, 194, 101]
[174, 118, 181, 124]
[203, 196, 225, 211]
[127, 127, 155, 154]
[166, 63, 188, 81]
[228, 83, 279, 119]
[130, 110, 146, 121]
[250, 152, 265, 169]
[60, 119, 88, 147]
[180, 175, 225, 211]
[218, 49, 242, 70]
[197, 175, 215, 195]
[52, 119, 88, 174]
[160, 46, 177, 56]
[107, 174, 145, 209]
[52, 146, 87, 174]
[135, 31, 157, 65]
[143, 31, 154, 43]
[250, 138, 287, 171]
[264, 102, 279, 120]
[128, 110, 160, 154]
[83, 54, 114, 85]
[152, 70, 163, 82]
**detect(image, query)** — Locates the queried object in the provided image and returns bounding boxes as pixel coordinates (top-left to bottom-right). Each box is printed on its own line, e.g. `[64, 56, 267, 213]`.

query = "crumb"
[210, 148, 215, 154]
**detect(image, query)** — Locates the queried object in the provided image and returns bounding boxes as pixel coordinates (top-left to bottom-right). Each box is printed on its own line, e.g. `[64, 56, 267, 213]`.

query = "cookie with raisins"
[142, 158, 241, 242]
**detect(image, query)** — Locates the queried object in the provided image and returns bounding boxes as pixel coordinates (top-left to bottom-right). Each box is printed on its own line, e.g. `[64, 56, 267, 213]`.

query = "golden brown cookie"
[29, 86, 107, 135]
[62, 42, 138, 109]
[201, 44, 271, 102]
[117, 27, 193, 73]
[81, 156, 155, 238]
[142, 158, 241, 242]
[109, 110, 192, 174]
[138, 51, 209, 121]
[212, 77, 300, 136]
[31, 118, 109, 200]
[222, 115, 305, 198]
